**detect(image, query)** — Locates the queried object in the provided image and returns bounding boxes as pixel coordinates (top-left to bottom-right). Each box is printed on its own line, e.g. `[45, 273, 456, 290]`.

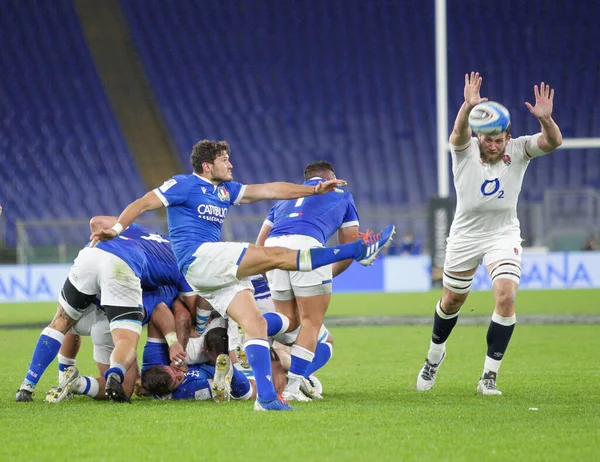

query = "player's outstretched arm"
[239, 179, 347, 204]
[450, 72, 488, 147]
[90, 191, 164, 246]
[525, 82, 563, 153]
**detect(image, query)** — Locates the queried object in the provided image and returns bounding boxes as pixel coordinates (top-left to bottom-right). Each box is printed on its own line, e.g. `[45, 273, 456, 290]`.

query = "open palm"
[525, 82, 554, 119]
[464, 72, 488, 106]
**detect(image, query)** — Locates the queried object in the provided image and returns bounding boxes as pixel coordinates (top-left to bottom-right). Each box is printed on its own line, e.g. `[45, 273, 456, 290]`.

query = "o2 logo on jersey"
[481, 178, 505, 199]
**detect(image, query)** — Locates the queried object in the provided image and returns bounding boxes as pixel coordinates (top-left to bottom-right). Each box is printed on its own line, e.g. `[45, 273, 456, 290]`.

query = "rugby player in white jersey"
[416, 72, 562, 395]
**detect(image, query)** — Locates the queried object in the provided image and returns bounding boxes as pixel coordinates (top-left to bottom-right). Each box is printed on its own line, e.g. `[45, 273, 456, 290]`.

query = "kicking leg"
[235, 224, 395, 279]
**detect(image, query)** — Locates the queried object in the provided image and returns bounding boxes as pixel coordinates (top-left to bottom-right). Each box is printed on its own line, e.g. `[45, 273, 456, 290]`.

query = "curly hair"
[141, 366, 173, 396]
[190, 140, 230, 173]
[303, 160, 335, 181]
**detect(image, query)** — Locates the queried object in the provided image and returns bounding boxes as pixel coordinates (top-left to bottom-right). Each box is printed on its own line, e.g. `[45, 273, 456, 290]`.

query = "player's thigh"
[226, 289, 266, 339]
[186, 242, 249, 290]
[60, 249, 104, 321]
[483, 234, 523, 288]
[90, 314, 114, 365]
[443, 237, 482, 303]
[97, 254, 143, 311]
[196, 279, 253, 318]
[296, 294, 331, 325]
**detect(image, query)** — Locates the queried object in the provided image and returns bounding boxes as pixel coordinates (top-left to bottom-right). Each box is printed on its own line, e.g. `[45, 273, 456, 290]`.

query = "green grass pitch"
[1, 290, 599, 461]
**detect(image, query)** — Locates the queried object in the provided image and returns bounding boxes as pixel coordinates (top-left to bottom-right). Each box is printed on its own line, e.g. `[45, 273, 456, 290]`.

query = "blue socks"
[264, 312, 290, 337]
[297, 241, 363, 271]
[104, 363, 127, 384]
[244, 339, 277, 402]
[289, 344, 315, 377]
[25, 327, 65, 387]
[305, 341, 333, 377]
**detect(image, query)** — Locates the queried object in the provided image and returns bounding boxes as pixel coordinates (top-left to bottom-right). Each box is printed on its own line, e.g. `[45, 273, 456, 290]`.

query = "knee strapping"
[442, 271, 473, 294]
[490, 262, 521, 284]
[104, 305, 144, 334]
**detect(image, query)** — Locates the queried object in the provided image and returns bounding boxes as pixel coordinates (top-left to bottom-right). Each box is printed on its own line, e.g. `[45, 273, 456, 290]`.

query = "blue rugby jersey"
[141, 285, 179, 326]
[265, 178, 359, 245]
[153, 174, 246, 274]
[95, 224, 182, 289]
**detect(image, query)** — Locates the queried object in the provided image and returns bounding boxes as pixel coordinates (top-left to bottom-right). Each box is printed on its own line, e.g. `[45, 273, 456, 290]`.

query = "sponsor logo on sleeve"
[159, 179, 177, 193]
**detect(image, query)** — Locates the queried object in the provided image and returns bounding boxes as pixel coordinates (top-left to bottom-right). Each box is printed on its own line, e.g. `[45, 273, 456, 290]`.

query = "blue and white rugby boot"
[356, 225, 396, 266]
[253, 395, 294, 411]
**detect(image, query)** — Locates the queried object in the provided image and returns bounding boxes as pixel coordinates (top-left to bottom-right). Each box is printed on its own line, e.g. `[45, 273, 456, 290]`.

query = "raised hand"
[315, 179, 347, 194]
[464, 72, 488, 107]
[525, 82, 554, 120]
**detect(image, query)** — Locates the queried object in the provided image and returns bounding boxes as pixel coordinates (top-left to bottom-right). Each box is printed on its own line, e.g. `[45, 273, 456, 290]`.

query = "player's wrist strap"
[111, 223, 124, 236]
[165, 332, 178, 347]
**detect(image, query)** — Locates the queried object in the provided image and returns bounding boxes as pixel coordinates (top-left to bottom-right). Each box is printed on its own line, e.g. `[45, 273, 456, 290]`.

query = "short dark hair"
[303, 160, 335, 181]
[141, 366, 173, 396]
[204, 327, 228, 356]
[190, 140, 230, 173]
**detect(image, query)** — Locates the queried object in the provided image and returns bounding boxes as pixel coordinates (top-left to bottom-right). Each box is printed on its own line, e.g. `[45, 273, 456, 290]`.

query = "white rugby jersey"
[449, 133, 548, 238]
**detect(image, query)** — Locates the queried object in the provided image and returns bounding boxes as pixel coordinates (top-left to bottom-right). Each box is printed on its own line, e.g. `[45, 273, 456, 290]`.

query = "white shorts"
[445, 230, 523, 272]
[265, 235, 332, 296]
[186, 242, 249, 290]
[70, 306, 114, 365]
[67, 247, 143, 308]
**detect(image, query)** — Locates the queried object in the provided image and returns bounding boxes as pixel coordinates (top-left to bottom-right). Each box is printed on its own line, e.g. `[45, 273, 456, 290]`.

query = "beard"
[478, 144, 506, 164]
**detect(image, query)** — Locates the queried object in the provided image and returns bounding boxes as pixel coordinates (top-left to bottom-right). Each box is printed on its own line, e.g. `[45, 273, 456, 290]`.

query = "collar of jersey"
[193, 172, 217, 191]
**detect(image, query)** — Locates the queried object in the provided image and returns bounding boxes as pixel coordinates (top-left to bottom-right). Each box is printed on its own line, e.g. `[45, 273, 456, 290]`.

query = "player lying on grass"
[46, 287, 191, 402]
[139, 308, 254, 401]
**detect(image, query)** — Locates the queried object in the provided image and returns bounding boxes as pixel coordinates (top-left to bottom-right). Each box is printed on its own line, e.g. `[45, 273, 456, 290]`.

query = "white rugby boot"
[477, 372, 503, 395]
[211, 354, 233, 403]
[416, 352, 446, 391]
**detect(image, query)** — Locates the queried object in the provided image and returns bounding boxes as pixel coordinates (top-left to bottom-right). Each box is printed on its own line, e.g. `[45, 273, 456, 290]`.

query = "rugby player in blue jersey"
[140, 317, 253, 402]
[16, 220, 189, 403]
[255, 161, 354, 400]
[90, 140, 395, 411]
[46, 285, 189, 402]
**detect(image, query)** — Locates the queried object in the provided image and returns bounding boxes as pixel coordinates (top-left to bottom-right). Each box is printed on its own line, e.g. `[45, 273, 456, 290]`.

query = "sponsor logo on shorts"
[514, 247, 519, 255]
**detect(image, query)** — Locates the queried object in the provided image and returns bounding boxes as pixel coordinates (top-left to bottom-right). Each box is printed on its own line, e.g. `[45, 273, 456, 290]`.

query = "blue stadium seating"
[0, 1, 146, 247]
[120, 0, 599, 227]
